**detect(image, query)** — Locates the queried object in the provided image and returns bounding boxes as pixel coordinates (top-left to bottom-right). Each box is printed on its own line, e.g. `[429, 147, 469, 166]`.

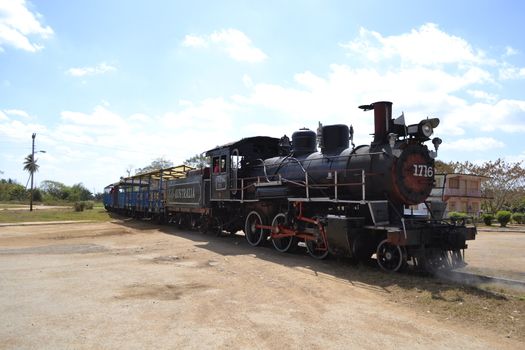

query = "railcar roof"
[104, 164, 194, 188]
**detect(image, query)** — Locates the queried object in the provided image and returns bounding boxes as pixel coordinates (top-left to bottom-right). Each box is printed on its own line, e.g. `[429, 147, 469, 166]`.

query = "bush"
[73, 201, 86, 212]
[448, 212, 468, 224]
[84, 201, 94, 210]
[448, 211, 467, 220]
[481, 213, 494, 226]
[496, 210, 512, 227]
[512, 212, 525, 224]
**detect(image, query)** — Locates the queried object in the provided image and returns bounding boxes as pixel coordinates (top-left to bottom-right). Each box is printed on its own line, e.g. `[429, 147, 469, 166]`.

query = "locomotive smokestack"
[373, 101, 393, 144]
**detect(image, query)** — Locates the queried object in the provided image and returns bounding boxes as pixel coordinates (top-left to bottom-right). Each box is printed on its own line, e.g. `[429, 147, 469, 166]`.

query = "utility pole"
[30, 133, 36, 211]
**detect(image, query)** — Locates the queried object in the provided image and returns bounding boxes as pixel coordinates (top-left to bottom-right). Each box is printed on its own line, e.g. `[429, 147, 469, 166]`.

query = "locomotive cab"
[205, 136, 280, 201]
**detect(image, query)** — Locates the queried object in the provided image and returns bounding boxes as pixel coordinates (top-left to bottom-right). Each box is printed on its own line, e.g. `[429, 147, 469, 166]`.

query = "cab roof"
[205, 136, 279, 159]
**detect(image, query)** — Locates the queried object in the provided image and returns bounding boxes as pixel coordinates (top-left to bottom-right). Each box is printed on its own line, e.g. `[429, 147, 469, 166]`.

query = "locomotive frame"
[104, 101, 476, 273]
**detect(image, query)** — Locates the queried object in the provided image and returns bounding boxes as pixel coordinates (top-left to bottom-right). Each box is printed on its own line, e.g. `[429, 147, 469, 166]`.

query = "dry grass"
[0, 208, 111, 223]
[385, 275, 524, 341]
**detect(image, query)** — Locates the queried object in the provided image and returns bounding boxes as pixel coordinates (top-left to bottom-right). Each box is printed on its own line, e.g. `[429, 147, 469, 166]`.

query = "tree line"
[0, 179, 98, 203]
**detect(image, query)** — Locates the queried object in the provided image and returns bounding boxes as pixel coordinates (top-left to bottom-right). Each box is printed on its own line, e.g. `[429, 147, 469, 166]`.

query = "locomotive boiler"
[104, 101, 476, 273]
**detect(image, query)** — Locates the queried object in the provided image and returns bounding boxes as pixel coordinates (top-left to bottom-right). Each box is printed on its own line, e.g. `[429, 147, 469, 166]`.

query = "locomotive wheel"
[212, 217, 225, 236]
[198, 218, 209, 234]
[244, 211, 266, 246]
[376, 239, 407, 272]
[306, 239, 329, 260]
[271, 213, 296, 253]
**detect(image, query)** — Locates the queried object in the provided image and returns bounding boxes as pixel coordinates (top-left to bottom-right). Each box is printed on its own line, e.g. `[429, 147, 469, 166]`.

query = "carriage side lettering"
[173, 187, 195, 199]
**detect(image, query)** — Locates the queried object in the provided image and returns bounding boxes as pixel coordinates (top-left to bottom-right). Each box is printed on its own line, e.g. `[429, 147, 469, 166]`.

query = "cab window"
[213, 157, 220, 173]
[220, 155, 227, 173]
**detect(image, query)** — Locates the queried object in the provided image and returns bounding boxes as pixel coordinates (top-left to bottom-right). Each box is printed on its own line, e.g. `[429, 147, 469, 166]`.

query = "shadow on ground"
[106, 213, 513, 302]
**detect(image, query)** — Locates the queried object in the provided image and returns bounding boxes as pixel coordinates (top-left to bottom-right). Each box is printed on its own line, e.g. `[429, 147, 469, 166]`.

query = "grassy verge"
[0, 203, 27, 209]
[0, 208, 111, 223]
[385, 274, 525, 341]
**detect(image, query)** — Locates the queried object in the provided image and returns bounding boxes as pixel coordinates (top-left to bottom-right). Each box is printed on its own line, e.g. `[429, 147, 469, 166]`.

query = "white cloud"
[504, 152, 525, 164]
[499, 65, 525, 80]
[341, 23, 486, 66]
[242, 74, 253, 88]
[182, 34, 208, 48]
[0, 0, 53, 52]
[504, 46, 518, 57]
[440, 99, 525, 135]
[61, 106, 125, 127]
[66, 62, 117, 77]
[182, 28, 267, 63]
[232, 23, 524, 144]
[161, 97, 237, 135]
[467, 90, 497, 103]
[3, 109, 30, 118]
[0, 118, 47, 141]
[440, 137, 505, 152]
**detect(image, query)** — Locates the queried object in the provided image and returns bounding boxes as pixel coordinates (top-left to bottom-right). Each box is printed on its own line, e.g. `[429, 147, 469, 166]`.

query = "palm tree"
[24, 154, 40, 211]
[23, 154, 39, 176]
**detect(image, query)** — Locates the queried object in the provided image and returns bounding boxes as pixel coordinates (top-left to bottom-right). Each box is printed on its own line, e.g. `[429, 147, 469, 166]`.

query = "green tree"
[68, 183, 92, 201]
[0, 179, 16, 201]
[184, 153, 209, 168]
[32, 188, 43, 202]
[434, 160, 456, 174]
[8, 183, 27, 201]
[135, 157, 174, 175]
[39, 180, 69, 200]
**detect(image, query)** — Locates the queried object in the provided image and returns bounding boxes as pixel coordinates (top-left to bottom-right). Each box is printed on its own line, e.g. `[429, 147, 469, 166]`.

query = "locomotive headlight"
[406, 118, 440, 139]
[421, 122, 433, 137]
[417, 118, 439, 139]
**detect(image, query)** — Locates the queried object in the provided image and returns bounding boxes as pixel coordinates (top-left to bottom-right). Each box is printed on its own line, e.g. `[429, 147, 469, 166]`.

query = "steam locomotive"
[104, 101, 476, 273]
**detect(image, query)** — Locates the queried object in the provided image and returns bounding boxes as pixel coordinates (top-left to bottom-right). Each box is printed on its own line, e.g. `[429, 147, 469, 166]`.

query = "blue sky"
[1, 0, 525, 193]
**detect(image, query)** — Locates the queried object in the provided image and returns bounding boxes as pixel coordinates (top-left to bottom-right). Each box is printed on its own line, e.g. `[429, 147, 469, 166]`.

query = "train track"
[439, 270, 525, 292]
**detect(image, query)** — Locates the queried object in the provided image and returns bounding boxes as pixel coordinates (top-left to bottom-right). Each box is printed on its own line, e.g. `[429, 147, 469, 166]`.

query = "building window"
[449, 178, 459, 189]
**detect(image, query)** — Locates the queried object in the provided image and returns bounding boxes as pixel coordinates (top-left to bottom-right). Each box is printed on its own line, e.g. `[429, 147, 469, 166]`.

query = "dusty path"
[0, 221, 523, 349]
[463, 228, 525, 281]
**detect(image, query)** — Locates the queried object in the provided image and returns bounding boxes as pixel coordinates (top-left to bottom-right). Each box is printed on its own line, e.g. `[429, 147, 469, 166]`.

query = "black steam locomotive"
[104, 101, 476, 273]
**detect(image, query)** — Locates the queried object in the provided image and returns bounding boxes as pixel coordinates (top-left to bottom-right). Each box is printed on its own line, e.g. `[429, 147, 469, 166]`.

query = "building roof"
[436, 172, 489, 179]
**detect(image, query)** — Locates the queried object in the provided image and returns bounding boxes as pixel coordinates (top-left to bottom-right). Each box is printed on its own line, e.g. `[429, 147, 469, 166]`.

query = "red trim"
[255, 202, 328, 249]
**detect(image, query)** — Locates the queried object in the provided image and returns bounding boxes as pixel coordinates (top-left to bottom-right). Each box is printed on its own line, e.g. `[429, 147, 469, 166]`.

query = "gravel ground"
[0, 220, 523, 349]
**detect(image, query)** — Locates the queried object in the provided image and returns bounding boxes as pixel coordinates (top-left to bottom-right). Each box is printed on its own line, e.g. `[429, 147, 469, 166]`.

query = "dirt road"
[0, 220, 523, 349]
